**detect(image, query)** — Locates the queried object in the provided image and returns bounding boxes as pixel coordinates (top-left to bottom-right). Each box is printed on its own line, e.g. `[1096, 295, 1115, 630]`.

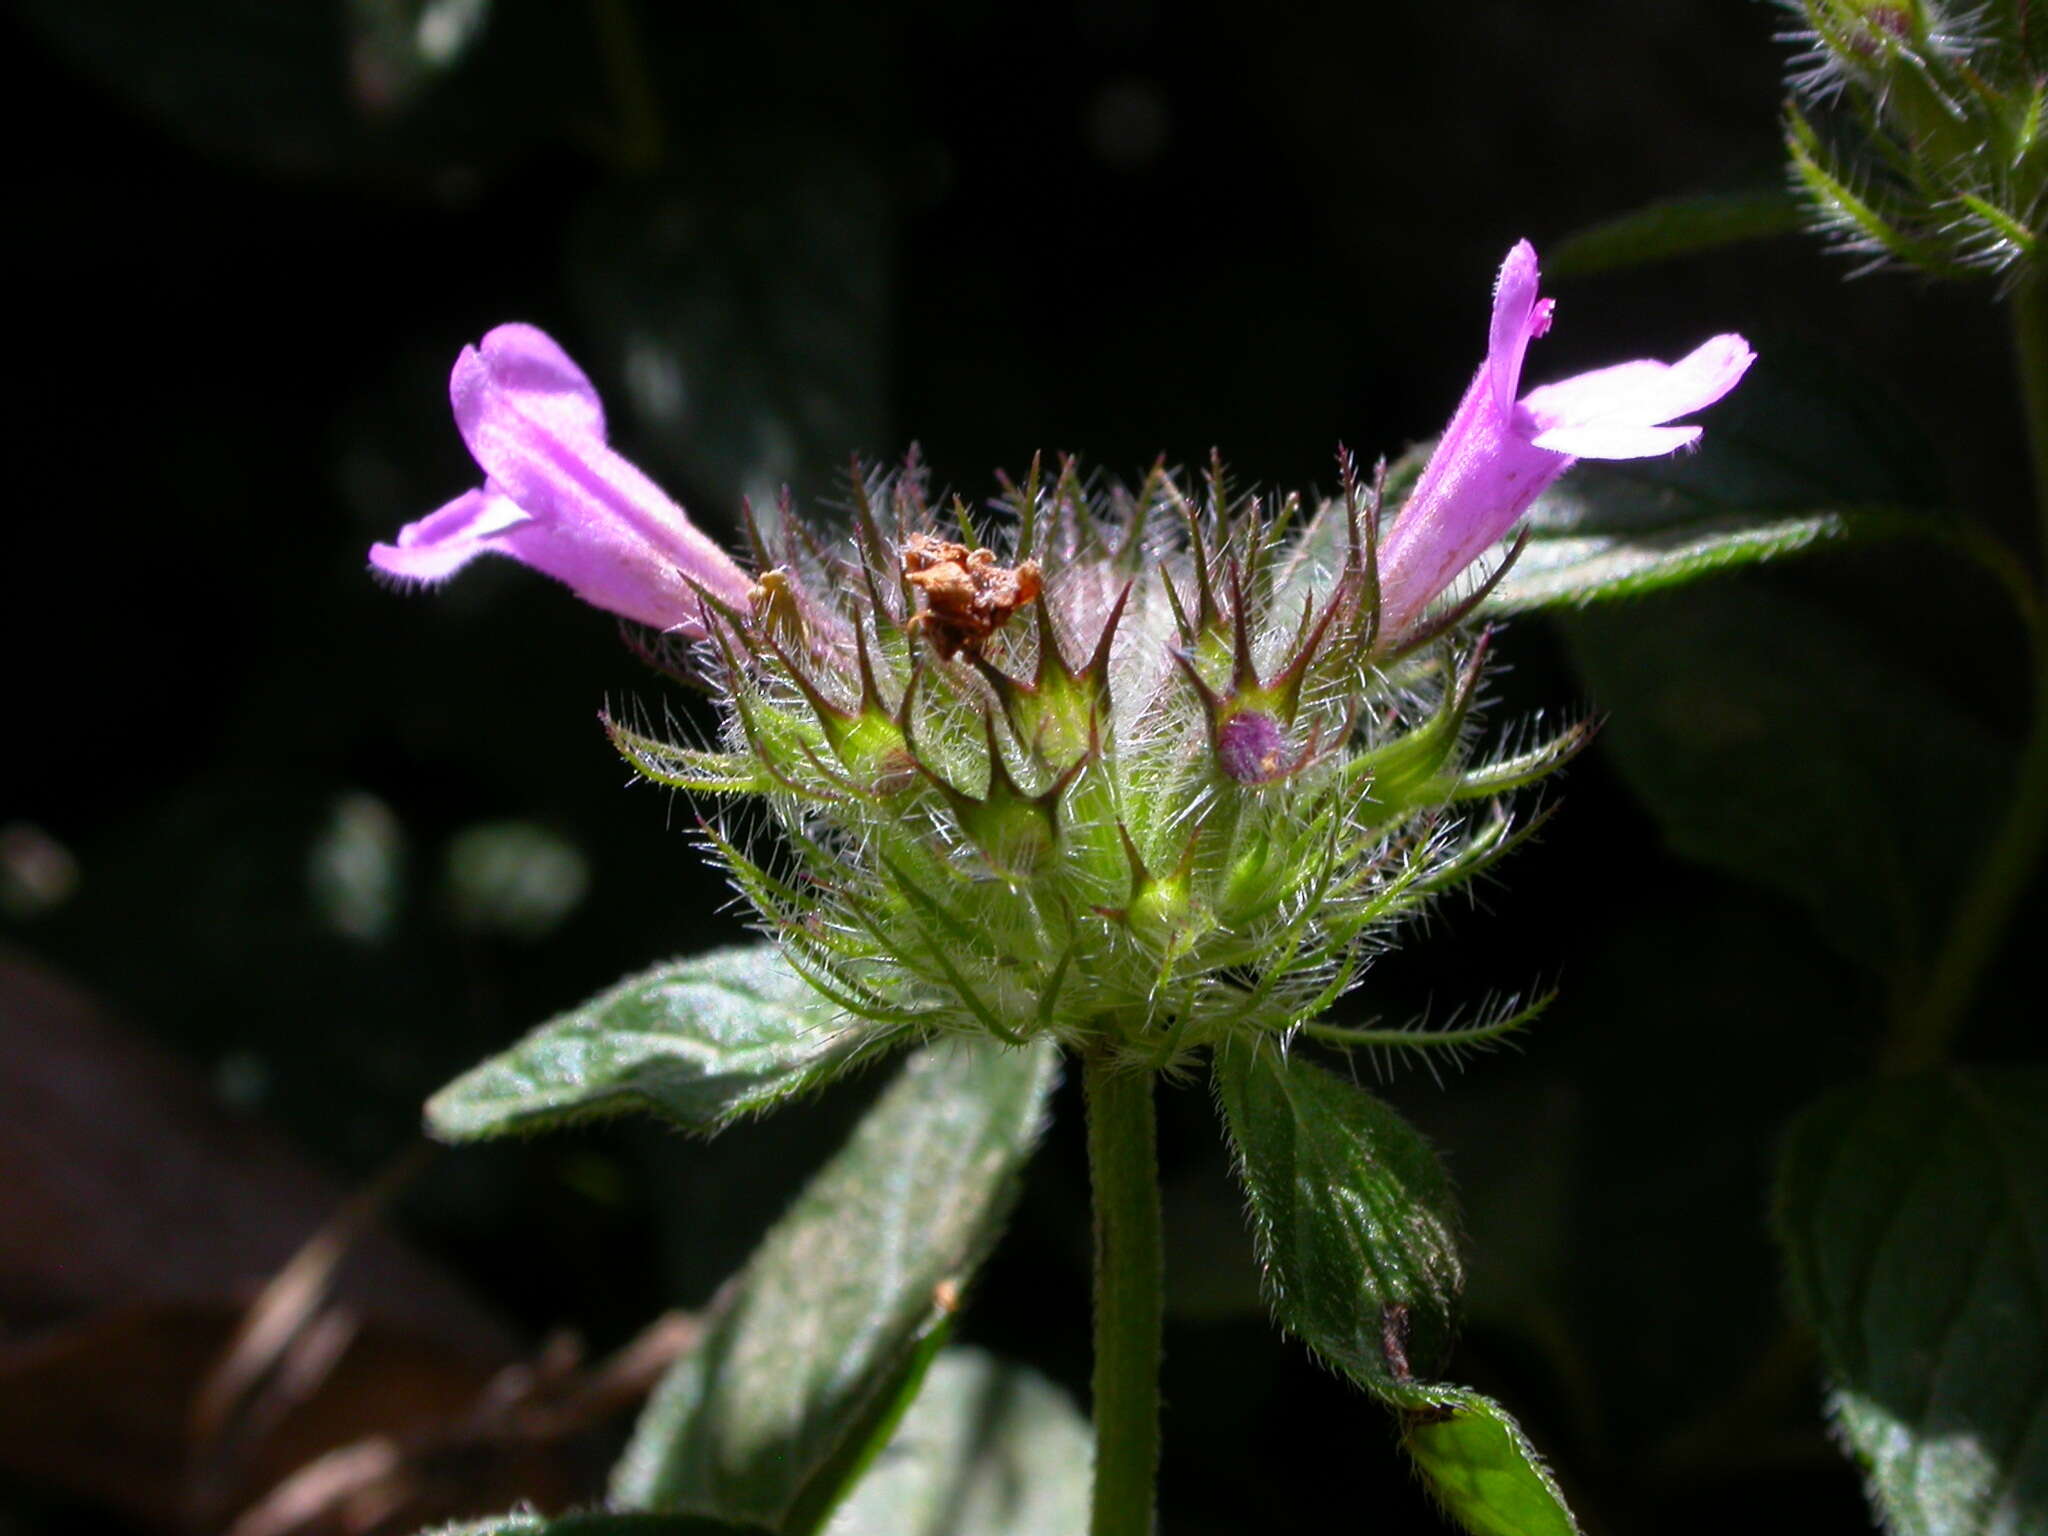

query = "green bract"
[1784, 0, 2046, 279]
[611, 456, 1581, 1069]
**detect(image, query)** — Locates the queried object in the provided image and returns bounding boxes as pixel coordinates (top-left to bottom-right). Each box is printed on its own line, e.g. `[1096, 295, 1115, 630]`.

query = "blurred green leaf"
[1546, 189, 1805, 278]
[426, 943, 902, 1140]
[611, 1037, 1059, 1532]
[774, 1317, 952, 1536]
[569, 143, 891, 519]
[1214, 1045, 1464, 1388]
[15, 0, 503, 173]
[307, 792, 407, 943]
[1775, 1069, 2048, 1536]
[826, 1347, 1091, 1536]
[348, 0, 491, 114]
[1394, 1385, 1583, 1536]
[1562, 583, 2006, 987]
[442, 819, 590, 940]
[425, 1514, 768, 1536]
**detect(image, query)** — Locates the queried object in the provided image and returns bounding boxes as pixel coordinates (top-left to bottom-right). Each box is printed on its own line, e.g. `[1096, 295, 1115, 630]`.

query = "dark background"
[3, 2, 2039, 1533]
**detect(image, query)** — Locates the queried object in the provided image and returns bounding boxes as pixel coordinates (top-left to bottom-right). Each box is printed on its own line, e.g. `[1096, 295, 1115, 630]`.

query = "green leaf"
[826, 1347, 1091, 1536]
[442, 819, 590, 940]
[1481, 487, 1851, 615]
[612, 1036, 1060, 1532]
[1775, 1069, 2048, 1536]
[426, 943, 901, 1141]
[1214, 1045, 1464, 1388]
[1561, 584, 2007, 987]
[1546, 188, 1806, 277]
[1488, 485, 2023, 621]
[1393, 1385, 1582, 1536]
[778, 1317, 953, 1536]
[1218, 1047, 1584, 1535]
[424, 1515, 768, 1536]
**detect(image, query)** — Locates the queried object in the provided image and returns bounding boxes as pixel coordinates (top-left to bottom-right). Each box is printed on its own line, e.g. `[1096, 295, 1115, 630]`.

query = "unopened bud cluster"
[1782, 0, 2046, 278]
[616, 457, 1578, 1069]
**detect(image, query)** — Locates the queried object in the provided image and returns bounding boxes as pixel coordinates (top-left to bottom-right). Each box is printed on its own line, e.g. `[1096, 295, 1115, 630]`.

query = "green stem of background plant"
[1083, 1047, 1163, 1536]
[1889, 271, 2048, 1070]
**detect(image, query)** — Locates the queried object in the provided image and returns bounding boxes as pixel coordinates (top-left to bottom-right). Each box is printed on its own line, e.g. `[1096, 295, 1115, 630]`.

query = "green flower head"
[615, 453, 1580, 1070]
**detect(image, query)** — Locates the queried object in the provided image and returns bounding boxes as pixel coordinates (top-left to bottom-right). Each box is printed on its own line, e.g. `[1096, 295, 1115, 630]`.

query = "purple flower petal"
[1522, 334, 1755, 434]
[1218, 710, 1288, 785]
[448, 339, 747, 612]
[1528, 422, 1702, 458]
[370, 486, 529, 582]
[469, 323, 608, 442]
[1375, 242, 1754, 640]
[370, 324, 755, 637]
[1486, 240, 1549, 411]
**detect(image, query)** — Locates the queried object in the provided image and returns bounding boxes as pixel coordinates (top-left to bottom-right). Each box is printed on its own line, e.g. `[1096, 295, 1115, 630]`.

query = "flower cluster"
[373, 243, 1751, 1064]
[1781, 0, 2046, 278]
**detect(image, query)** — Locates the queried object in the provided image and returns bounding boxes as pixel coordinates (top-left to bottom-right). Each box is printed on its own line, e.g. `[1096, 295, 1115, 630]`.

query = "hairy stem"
[1084, 1047, 1162, 1536]
[1889, 272, 2048, 1069]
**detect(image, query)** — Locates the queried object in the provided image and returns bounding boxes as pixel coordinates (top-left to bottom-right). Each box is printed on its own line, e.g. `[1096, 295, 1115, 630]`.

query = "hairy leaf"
[1215, 1045, 1464, 1387]
[1394, 1385, 1582, 1536]
[1483, 490, 1848, 614]
[612, 1037, 1059, 1532]
[826, 1347, 1091, 1536]
[1776, 1070, 2048, 1536]
[427, 944, 900, 1141]
[1218, 1047, 1584, 1534]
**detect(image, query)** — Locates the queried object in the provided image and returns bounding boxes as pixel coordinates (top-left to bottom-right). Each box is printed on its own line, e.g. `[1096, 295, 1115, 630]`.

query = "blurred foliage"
[5, 1, 2042, 1534]
[1777, 1070, 2048, 1536]
[1781, 0, 2047, 281]
[824, 1346, 1091, 1536]
[611, 1040, 1056, 1531]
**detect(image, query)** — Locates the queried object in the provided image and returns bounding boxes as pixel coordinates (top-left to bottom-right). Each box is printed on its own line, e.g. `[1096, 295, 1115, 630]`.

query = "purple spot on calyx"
[1218, 711, 1286, 785]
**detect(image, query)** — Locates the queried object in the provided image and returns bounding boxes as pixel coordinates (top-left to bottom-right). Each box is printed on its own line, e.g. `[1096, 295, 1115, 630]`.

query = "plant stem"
[1084, 1047, 1162, 1536]
[1889, 271, 2048, 1070]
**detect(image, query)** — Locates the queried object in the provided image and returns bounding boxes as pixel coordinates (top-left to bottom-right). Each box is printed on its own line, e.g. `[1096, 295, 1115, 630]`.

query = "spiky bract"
[1782, 0, 2046, 280]
[613, 456, 1580, 1070]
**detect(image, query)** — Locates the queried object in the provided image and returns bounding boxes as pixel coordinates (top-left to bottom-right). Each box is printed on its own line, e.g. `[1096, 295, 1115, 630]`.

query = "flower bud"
[679, 454, 1576, 1069]
[1783, 0, 2045, 280]
[1217, 711, 1288, 785]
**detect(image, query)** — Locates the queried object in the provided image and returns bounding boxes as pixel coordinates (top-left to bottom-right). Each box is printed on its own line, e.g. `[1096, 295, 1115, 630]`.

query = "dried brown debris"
[900, 532, 1041, 659]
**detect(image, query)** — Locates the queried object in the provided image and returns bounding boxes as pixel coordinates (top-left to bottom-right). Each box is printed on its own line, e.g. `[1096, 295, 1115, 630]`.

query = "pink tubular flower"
[1375, 241, 1755, 639]
[369, 324, 754, 635]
